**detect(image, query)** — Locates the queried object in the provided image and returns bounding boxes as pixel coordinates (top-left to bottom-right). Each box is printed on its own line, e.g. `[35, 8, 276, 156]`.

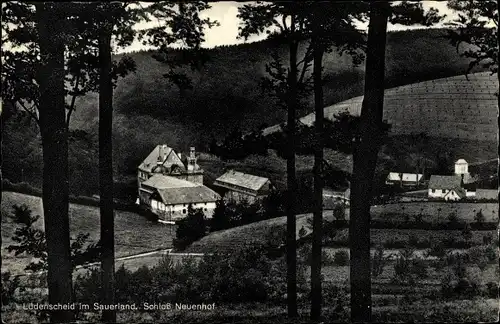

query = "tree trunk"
[286, 33, 299, 318]
[310, 39, 324, 321]
[349, 2, 389, 323]
[35, 3, 74, 323]
[99, 22, 116, 323]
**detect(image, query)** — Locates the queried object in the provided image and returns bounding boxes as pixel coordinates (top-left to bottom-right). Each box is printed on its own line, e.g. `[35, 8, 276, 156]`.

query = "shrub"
[372, 246, 390, 278]
[427, 241, 447, 259]
[482, 233, 493, 245]
[461, 223, 473, 244]
[322, 283, 349, 321]
[485, 281, 498, 298]
[333, 204, 346, 221]
[474, 208, 485, 224]
[393, 247, 428, 285]
[441, 267, 483, 300]
[447, 211, 459, 226]
[173, 205, 207, 250]
[333, 250, 350, 266]
[1, 272, 20, 306]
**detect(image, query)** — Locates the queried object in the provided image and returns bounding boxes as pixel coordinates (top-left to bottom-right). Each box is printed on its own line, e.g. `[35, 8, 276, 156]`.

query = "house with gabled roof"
[138, 145, 204, 193]
[428, 175, 466, 201]
[139, 174, 220, 222]
[386, 172, 424, 187]
[213, 170, 272, 203]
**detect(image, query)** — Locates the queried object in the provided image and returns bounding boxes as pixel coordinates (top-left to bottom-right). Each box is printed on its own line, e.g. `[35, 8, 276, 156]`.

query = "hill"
[264, 72, 498, 143]
[70, 28, 478, 152]
[2, 28, 491, 198]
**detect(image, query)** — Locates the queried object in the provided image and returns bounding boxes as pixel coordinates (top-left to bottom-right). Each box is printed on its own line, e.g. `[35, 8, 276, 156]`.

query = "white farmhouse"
[428, 175, 466, 201]
[138, 174, 220, 222]
[386, 172, 424, 187]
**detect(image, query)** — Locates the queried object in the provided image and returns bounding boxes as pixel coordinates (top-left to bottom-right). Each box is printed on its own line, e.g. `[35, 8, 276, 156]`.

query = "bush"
[333, 250, 349, 266]
[484, 281, 498, 298]
[441, 267, 483, 300]
[393, 248, 428, 285]
[447, 211, 459, 226]
[474, 208, 485, 224]
[372, 246, 390, 278]
[1, 272, 20, 306]
[322, 283, 349, 322]
[75, 245, 303, 307]
[332, 204, 346, 221]
[173, 205, 207, 250]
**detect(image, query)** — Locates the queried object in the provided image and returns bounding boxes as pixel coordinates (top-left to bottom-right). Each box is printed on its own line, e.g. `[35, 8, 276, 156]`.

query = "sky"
[120, 1, 459, 53]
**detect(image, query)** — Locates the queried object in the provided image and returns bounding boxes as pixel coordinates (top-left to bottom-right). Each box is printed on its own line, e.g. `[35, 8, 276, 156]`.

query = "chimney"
[158, 145, 163, 163]
[187, 147, 197, 172]
[163, 145, 168, 161]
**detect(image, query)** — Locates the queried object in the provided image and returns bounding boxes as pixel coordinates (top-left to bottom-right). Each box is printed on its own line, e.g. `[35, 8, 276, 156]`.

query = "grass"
[324, 228, 496, 248]
[1, 191, 175, 275]
[186, 200, 498, 254]
[369, 202, 498, 223]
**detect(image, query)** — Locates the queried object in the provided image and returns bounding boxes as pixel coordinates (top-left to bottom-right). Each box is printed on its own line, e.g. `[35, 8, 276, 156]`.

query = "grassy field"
[187, 200, 498, 254]
[369, 202, 498, 223]
[1, 191, 175, 275]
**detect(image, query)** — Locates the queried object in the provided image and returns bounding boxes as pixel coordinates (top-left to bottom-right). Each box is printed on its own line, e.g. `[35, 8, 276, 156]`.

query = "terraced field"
[264, 72, 498, 143]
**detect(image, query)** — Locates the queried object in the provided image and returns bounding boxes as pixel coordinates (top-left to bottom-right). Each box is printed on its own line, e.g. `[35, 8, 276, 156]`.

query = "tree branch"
[66, 72, 81, 127]
[16, 100, 40, 125]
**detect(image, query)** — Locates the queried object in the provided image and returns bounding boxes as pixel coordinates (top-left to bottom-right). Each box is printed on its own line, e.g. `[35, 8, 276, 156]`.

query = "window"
[204, 208, 207, 211]
[183, 209, 186, 214]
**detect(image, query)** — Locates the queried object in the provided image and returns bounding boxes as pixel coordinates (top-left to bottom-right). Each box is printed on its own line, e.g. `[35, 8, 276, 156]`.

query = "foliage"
[332, 203, 346, 221]
[371, 246, 390, 278]
[6, 204, 101, 272]
[447, 211, 459, 226]
[474, 208, 485, 224]
[446, 0, 498, 75]
[75, 245, 305, 306]
[1, 272, 20, 306]
[173, 204, 207, 250]
[441, 265, 483, 299]
[333, 250, 350, 266]
[393, 247, 428, 285]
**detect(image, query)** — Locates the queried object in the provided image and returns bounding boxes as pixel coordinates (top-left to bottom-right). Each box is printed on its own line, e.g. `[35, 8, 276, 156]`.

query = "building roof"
[156, 186, 220, 205]
[428, 175, 462, 189]
[144, 174, 220, 205]
[142, 174, 198, 189]
[387, 172, 423, 182]
[475, 189, 498, 200]
[455, 159, 468, 164]
[214, 170, 270, 192]
[138, 145, 186, 173]
[445, 187, 466, 199]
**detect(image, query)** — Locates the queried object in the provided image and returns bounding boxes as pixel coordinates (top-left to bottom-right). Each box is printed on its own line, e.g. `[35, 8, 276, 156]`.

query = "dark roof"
[428, 175, 462, 189]
[214, 170, 270, 192]
[138, 145, 186, 173]
[142, 174, 198, 189]
[447, 187, 466, 199]
[157, 186, 220, 205]
[475, 189, 498, 200]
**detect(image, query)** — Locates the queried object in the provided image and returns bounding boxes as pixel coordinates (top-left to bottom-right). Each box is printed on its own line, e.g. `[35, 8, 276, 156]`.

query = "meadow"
[1, 192, 175, 275]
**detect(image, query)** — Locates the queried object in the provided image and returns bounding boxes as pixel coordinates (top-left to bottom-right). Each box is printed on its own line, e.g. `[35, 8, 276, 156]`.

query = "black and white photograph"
[1, 1, 499, 323]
